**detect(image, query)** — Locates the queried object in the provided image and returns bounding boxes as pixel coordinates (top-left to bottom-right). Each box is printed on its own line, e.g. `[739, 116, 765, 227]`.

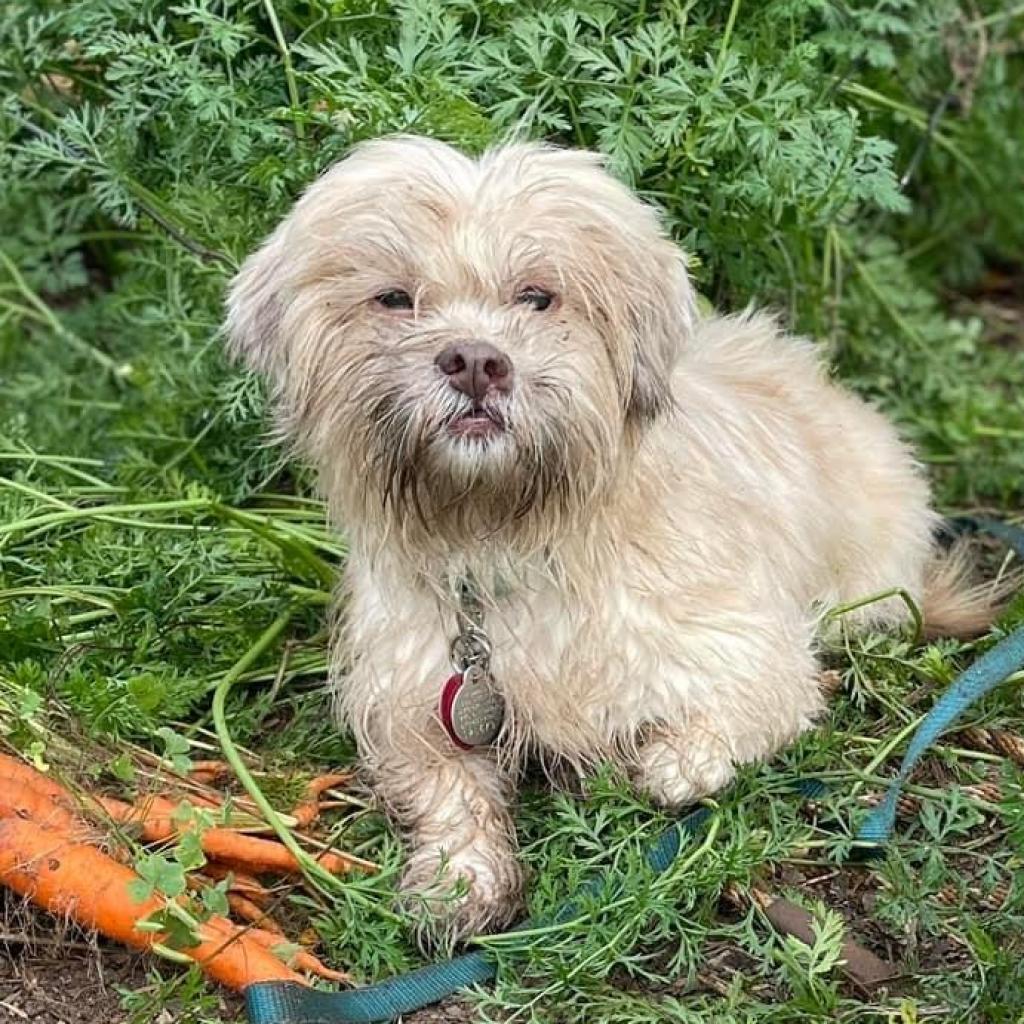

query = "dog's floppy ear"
[626, 248, 696, 425]
[224, 227, 289, 378]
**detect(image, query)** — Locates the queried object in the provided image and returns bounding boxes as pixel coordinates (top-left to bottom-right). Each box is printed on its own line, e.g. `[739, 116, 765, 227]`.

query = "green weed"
[1, 2, 1023, 1022]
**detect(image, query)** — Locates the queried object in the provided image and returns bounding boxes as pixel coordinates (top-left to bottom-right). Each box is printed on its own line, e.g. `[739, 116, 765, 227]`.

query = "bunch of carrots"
[0, 751, 373, 991]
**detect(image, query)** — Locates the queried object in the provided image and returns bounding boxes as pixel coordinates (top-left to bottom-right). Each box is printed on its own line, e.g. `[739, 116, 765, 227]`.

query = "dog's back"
[674, 311, 1007, 636]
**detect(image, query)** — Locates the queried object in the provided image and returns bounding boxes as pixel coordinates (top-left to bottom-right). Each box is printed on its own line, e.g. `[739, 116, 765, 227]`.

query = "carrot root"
[290, 772, 354, 828]
[211, 921, 350, 984]
[200, 863, 272, 906]
[93, 793, 364, 875]
[227, 893, 283, 933]
[0, 816, 307, 991]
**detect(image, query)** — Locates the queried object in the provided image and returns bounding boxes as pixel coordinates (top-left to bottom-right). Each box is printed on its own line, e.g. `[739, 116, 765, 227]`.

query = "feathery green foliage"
[1, 1, 1023, 1021]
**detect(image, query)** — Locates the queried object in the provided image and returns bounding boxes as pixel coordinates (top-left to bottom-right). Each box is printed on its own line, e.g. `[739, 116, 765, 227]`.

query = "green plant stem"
[0, 251, 119, 374]
[840, 82, 985, 184]
[827, 587, 923, 646]
[262, 0, 305, 140]
[211, 608, 350, 899]
[0, 498, 211, 540]
[974, 1, 1024, 26]
[0, 585, 117, 609]
[122, 179, 233, 267]
[0, 451, 113, 489]
[833, 232, 928, 350]
[713, 0, 742, 87]
[213, 503, 337, 587]
[848, 715, 926, 805]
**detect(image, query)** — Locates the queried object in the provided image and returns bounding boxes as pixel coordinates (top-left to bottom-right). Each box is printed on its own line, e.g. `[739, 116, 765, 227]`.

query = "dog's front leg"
[370, 728, 524, 948]
[385, 742, 523, 947]
[336, 568, 524, 946]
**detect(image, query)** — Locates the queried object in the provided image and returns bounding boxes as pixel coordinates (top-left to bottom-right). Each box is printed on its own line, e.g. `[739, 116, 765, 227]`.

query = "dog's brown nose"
[435, 342, 513, 401]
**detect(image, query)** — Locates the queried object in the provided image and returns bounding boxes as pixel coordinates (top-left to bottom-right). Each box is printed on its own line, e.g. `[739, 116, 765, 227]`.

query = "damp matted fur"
[226, 136, 1005, 943]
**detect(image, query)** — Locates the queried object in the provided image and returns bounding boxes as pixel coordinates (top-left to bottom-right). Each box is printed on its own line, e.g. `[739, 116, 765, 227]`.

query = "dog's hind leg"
[629, 613, 825, 808]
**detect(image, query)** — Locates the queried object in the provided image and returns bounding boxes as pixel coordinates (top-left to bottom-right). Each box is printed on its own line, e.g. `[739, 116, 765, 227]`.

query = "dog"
[226, 136, 1001, 943]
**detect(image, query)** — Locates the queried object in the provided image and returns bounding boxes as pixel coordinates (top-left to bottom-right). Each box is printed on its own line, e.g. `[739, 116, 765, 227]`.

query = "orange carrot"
[200, 863, 272, 906]
[0, 755, 352, 988]
[227, 893, 283, 934]
[0, 754, 78, 807]
[188, 874, 283, 933]
[0, 785, 83, 832]
[289, 950, 350, 984]
[0, 755, 92, 834]
[207, 920, 351, 984]
[0, 816, 308, 990]
[188, 760, 231, 782]
[93, 794, 365, 875]
[290, 773, 353, 828]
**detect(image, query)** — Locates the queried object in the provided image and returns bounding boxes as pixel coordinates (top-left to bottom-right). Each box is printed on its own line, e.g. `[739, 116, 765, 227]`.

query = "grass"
[2, 1, 1024, 1022]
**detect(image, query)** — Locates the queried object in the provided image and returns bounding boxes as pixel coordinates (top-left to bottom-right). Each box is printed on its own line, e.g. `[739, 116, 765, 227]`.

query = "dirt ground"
[0, 900, 478, 1024]
[0, 935, 151, 1024]
[1, 955, 142, 1024]
[0, 957, 475, 1024]
[0, 891, 242, 1024]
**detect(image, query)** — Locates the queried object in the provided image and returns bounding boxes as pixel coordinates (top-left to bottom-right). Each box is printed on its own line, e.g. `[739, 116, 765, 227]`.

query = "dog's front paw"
[633, 727, 736, 808]
[398, 841, 524, 951]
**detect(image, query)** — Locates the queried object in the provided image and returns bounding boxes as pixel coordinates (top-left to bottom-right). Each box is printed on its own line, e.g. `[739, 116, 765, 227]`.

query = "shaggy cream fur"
[226, 136, 996, 943]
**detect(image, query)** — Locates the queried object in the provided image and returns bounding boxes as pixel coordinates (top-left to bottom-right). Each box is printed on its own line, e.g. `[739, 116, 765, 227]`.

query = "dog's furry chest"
[484, 577, 704, 759]
[341, 525, 790, 766]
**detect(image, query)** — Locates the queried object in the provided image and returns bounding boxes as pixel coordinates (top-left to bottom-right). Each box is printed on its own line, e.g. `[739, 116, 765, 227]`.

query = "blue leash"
[246, 808, 717, 1024]
[857, 623, 1024, 843]
[247, 519, 1024, 1024]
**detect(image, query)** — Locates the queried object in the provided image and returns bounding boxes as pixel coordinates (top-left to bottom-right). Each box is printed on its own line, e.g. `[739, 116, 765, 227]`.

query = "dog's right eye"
[375, 289, 414, 311]
[515, 286, 554, 312]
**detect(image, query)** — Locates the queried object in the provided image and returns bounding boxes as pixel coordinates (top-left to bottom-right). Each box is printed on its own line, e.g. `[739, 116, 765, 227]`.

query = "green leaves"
[774, 903, 846, 1012]
[155, 727, 192, 775]
[131, 851, 189, 902]
[1, 1, 1023, 1021]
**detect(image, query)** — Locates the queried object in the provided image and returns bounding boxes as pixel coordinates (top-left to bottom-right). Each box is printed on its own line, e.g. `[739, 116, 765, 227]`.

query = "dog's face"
[227, 137, 694, 536]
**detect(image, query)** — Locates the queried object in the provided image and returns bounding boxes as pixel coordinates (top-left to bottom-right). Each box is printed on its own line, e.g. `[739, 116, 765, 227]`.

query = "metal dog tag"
[439, 665, 505, 749]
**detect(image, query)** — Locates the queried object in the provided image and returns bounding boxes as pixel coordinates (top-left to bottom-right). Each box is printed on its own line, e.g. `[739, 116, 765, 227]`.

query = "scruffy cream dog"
[226, 136, 993, 942]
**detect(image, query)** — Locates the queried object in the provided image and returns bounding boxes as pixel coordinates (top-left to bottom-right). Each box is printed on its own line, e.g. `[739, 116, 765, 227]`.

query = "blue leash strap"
[855, 623, 1024, 845]
[246, 806, 715, 1024]
[246, 953, 495, 1024]
[247, 519, 1024, 1023]
[857, 516, 1024, 845]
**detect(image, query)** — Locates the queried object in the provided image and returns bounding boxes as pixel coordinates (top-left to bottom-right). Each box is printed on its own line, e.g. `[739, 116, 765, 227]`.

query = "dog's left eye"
[376, 289, 414, 311]
[515, 287, 554, 312]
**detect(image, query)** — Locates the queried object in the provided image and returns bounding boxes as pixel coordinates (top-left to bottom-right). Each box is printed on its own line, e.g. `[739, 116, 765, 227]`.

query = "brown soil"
[0, 947, 147, 1024]
[403, 999, 480, 1022]
[0, 898, 477, 1024]
[0, 897, 244, 1024]
[0, 945, 475, 1024]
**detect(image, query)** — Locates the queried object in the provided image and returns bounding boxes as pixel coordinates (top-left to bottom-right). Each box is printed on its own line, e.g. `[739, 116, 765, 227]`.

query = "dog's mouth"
[447, 404, 506, 442]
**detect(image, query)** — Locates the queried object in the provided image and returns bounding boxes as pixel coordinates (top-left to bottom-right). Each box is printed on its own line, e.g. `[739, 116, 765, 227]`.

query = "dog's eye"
[515, 287, 554, 312]
[376, 289, 414, 311]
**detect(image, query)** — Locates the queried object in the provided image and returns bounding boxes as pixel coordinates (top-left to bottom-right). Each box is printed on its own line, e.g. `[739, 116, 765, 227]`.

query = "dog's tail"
[922, 538, 1022, 639]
